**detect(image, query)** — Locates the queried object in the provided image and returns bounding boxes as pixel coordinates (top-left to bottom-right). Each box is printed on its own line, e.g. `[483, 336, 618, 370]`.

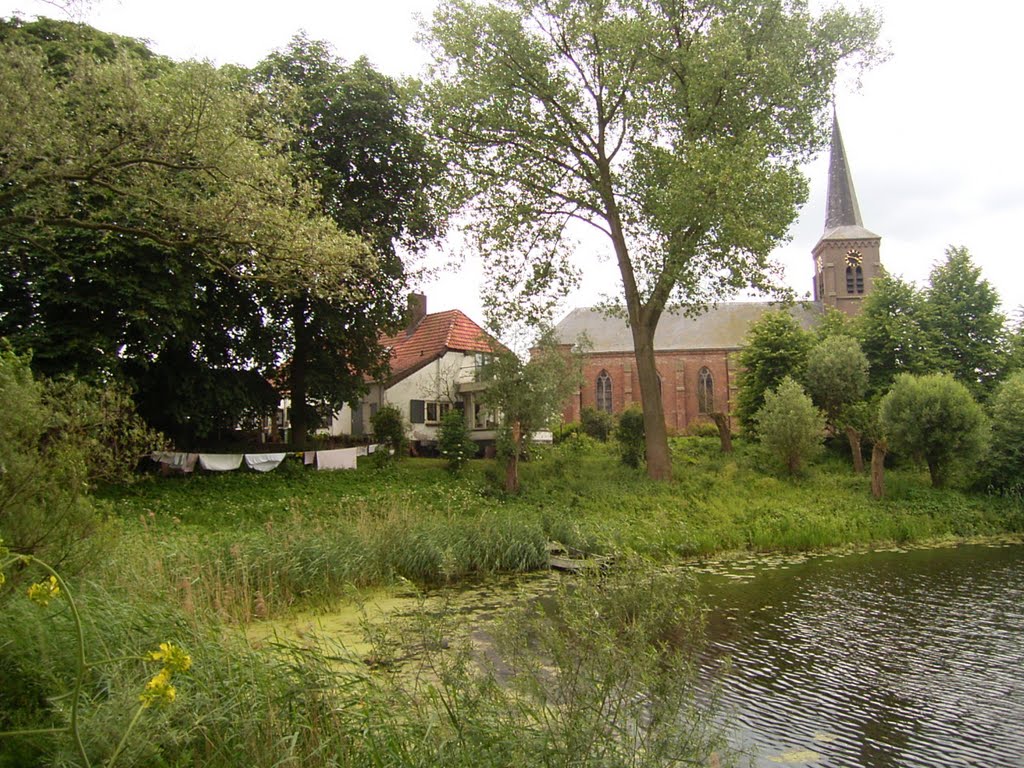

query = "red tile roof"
[379, 310, 497, 386]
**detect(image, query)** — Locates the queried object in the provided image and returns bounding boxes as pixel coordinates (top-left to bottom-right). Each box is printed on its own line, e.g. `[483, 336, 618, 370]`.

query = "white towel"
[244, 453, 287, 472]
[315, 447, 359, 470]
[198, 453, 244, 472]
[152, 451, 199, 473]
[356, 446, 368, 457]
[303, 451, 315, 465]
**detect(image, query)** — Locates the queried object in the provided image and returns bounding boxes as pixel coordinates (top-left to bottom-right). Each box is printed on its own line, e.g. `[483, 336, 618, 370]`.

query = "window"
[845, 265, 865, 294]
[425, 401, 452, 425]
[697, 367, 714, 414]
[596, 370, 612, 413]
[474, 403, 497, 429]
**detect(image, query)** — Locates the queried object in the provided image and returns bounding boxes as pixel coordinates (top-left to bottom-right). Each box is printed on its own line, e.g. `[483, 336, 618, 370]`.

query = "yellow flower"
[139, 668, 176, 708]
[148, 642, 192, 674]
[27, 575, 60, 607]
[0, 570, 5, 588]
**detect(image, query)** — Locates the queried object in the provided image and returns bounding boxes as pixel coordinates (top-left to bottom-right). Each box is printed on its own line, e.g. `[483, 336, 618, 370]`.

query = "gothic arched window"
[596, 370, 612, 413]
[845, 250, 865, 295]
[697, 367, 714, 414]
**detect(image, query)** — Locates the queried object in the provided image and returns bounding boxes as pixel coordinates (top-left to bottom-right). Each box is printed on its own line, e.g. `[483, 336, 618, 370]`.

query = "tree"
[0, 21, 373, 441]
[982, 371, 1024, 493]
[371, 404, 408, 460]
[438, 408, 477, 473]
[424, 0, 882, 480]
[481, 329, 582, 492]
[251, 36, 442, 445]
[754, 376, 824, 476]
[879, 373, 988, 488]
[855, 271, 934, 398]
[804, 335, 868, 471]
[923, 245, 1007, 400]
[616, 407, 646, 469]
[735, 309, 813, 432]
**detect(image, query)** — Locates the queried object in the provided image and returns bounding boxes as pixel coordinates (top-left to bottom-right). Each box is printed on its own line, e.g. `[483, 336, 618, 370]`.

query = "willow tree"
[424, 0, 882, 480]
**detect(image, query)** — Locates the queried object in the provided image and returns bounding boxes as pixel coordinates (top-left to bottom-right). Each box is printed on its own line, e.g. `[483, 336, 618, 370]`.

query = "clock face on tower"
[815, 254, 823, 273]
[846, 249, 863, 267]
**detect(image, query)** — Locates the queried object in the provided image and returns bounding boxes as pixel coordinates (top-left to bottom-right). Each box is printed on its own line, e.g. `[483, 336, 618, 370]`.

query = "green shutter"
[410, 399, 425, 424]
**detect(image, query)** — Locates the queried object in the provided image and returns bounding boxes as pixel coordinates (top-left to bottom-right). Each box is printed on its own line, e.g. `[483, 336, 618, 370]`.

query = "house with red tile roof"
[327, 294, 502, 448]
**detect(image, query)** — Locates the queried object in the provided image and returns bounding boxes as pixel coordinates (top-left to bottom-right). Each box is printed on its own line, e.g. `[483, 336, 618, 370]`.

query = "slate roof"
[553, 302, 823, 354]
[379, 310, 496, 386]
[821, 112, 878, 241]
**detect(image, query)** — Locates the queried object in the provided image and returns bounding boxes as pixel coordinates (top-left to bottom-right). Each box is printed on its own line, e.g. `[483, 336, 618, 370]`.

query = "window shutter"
[410, 399, 425, 424]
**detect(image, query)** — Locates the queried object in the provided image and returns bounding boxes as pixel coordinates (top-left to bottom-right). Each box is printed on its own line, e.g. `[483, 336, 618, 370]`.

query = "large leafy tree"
[424, 0, 881, 479]
[0, 20, 373, 443]
[251, 37, 442, 445]
[923, 246, 1007, 400]
[854, 271, 934, 398]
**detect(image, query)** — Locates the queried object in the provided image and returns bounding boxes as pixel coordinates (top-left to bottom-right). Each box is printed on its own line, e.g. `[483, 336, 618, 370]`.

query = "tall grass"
[1, 565, 732, 768]
[96, 440, 1024, 622]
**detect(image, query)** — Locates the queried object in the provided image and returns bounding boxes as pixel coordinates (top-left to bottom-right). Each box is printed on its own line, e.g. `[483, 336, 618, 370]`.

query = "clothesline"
[151, 446, 381, 474]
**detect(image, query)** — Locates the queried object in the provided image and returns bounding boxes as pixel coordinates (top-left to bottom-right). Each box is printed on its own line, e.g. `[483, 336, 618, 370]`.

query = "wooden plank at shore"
[549, 555, 608, 573]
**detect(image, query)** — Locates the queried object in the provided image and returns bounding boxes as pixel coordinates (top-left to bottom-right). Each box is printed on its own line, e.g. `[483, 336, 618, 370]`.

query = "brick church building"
[554, 114, 882, 433]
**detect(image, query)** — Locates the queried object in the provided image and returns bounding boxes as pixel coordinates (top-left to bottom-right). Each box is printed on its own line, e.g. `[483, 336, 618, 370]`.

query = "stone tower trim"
[812, 110, 881, 316]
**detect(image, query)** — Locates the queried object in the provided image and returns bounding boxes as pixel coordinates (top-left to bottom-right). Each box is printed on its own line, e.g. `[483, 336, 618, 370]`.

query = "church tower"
[811, 111, 881, 316]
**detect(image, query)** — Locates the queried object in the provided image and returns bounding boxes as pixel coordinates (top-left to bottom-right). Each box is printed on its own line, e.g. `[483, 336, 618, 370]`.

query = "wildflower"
[148, 642, 192, 673]
[139, 668, 176, 708]
[27, 575, 60, 607]
[0, 570, 5, 589]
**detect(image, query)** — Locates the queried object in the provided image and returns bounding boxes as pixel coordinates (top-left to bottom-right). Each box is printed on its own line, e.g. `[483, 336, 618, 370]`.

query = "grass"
[91, 436, 1024, 622]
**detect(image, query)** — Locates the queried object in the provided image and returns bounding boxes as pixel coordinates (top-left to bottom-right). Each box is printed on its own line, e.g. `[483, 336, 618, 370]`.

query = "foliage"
[982, 371, 1024, 493]
[755, 377, 824, 476]
[879, 373, 989, 488]
[0, 21, 374, 442]
[814, 306, 853, 341]
[424, 0, 882, 481]
[580, 406, 613, 442]
[736, 309, 814, 432]
[370, 404, 407, 460]
[803, 335, 869, 428]
[251, 35, 443, 443]
[616, 407, 647, 469]
[855, 271, 935, 397]
[0, 346, 162, 566]
[923, 246, 1007, 400]
[438, 408, 476, 473]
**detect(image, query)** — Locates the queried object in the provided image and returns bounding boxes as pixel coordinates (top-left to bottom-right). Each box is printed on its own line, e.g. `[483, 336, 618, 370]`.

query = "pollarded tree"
[755, 376, 824, 477]
[855, 271, 934, 398]
[804, 334, 869, 471]
[879, 373, 988, 488]
[923, 246, 1007, 401]
[735, 309, 813, 433]
[424, 0, 882, 480]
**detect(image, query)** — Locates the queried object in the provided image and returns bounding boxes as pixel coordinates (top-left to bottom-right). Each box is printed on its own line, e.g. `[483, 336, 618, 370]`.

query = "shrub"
[686, 419, 720, 438]
[616, 407, 646, 468]
[370, 404, 407, 460]
[879, 373, 988, 488]
[755, 377, 824, 477]
[580, 406, 614, 441]
[437, 409, 476, 473]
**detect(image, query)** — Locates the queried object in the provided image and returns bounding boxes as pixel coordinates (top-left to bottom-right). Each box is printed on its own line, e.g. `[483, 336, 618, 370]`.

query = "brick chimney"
[407, 292, 427, 330]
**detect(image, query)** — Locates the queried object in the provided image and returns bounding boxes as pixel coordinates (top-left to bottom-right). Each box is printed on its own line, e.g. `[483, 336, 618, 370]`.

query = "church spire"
[824, 109, 864, 231]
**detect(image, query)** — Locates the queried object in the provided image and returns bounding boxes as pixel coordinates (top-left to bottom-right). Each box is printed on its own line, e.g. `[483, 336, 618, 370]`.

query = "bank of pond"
[3, 439, 1023, 766]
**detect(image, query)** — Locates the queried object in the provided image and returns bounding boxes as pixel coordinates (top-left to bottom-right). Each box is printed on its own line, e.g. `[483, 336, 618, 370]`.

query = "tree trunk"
[846, 426, 864, 473]
[289, 294, 311, 449]
[712, 412, 733, 453]
[871, 439, 887, 499]
[630, 322, 672, 481]
[927, 458, 944, 488]
[505, 421, 521, 494]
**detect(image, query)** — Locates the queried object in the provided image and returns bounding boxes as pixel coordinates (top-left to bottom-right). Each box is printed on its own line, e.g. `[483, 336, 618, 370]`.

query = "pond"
[695, 540, 1024, 766]
[251, 539, 1024, 766]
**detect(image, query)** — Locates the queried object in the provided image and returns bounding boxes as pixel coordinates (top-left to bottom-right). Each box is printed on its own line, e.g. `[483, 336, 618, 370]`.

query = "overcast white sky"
[4, 0, 1024, 326]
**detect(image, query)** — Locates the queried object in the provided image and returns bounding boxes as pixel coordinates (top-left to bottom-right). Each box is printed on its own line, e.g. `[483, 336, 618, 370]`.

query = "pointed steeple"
[825, 109, 863, 230]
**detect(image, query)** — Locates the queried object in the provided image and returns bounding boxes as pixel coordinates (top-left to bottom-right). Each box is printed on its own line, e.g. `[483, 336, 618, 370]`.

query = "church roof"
[379, 310, 496, 386]
[821, 112, 878, 241]
[554, 302, 822, 354]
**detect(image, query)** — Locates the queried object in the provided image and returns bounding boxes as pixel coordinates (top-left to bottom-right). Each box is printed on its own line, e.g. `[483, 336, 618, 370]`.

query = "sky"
[4, 0, 1024, 327]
